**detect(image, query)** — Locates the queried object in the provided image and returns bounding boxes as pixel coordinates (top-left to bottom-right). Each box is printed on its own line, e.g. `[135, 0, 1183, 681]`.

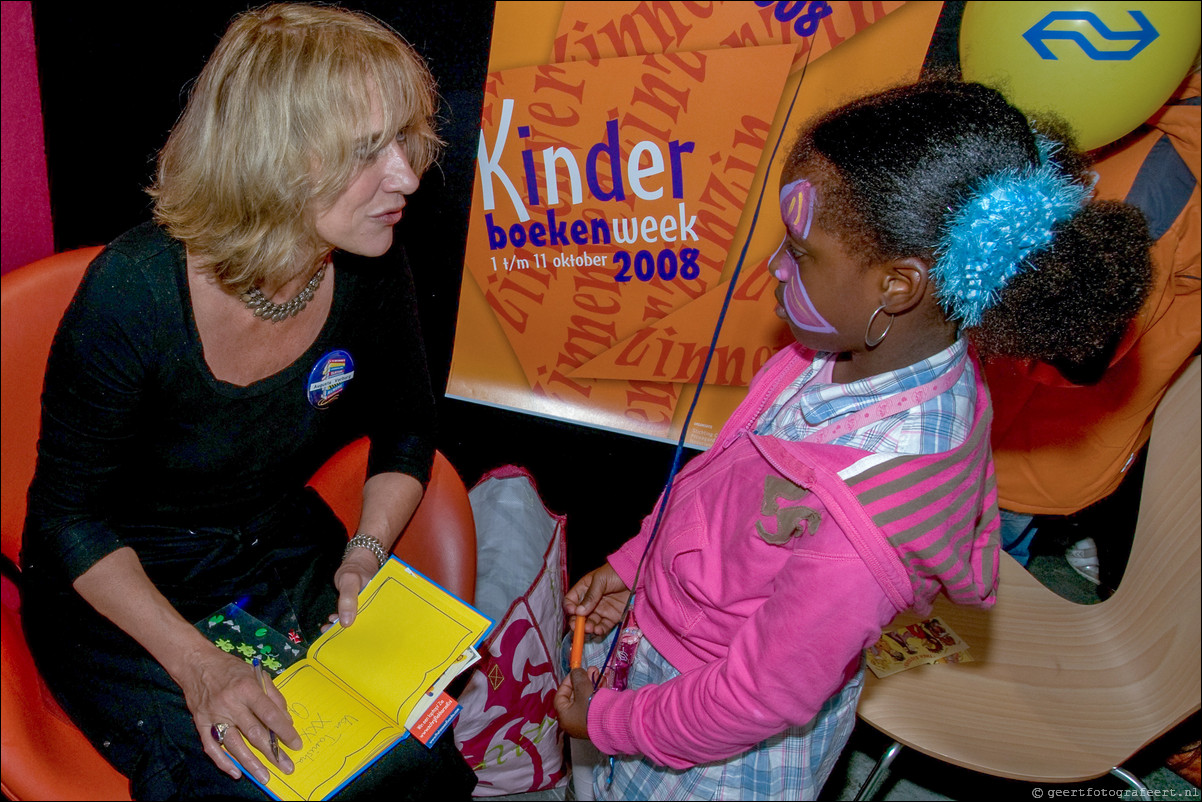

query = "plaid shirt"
[755, 339, 975, 455]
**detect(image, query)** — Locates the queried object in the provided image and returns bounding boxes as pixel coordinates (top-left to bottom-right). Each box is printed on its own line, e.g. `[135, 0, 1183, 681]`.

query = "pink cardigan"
[587, 344, 1000, 767]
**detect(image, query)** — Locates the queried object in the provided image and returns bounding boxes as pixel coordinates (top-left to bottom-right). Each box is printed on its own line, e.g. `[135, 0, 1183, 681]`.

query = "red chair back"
[2, 248, 131, 800]
[1, 247, 101, 567]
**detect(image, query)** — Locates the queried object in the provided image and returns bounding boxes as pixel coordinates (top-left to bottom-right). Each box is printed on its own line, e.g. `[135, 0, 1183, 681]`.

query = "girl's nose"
[768, 238, 794, 282]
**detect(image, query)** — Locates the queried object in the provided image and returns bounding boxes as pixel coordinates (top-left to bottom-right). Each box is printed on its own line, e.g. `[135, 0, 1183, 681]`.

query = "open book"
[240, 557, 493, 801]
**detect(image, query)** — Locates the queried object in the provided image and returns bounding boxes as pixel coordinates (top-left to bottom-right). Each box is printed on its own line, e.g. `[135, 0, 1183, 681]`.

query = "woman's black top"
[21, 221, 436, 593]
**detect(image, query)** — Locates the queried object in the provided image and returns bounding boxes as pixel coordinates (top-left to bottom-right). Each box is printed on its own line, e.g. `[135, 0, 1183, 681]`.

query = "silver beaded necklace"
[241, 262, 327, 322]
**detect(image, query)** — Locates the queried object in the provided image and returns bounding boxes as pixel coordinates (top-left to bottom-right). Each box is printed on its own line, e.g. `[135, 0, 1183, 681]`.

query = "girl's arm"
[585, 552, 896, 769]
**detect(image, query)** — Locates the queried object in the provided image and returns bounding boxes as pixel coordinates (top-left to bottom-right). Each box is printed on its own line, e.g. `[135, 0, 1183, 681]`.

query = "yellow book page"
[308, 559, 492, 725]
[254, 662, 405, 801]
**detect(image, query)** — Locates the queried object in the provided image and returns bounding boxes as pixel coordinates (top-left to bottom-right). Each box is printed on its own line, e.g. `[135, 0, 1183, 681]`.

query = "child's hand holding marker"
[556, 615, 603, 739]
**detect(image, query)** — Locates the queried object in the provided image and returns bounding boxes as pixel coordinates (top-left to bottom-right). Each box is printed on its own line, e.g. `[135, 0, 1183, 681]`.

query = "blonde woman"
[20, 5, 474, 799]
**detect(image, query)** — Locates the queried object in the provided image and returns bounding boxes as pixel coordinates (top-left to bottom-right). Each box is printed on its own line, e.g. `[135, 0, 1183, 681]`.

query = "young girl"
[553, 79, 1152, 800]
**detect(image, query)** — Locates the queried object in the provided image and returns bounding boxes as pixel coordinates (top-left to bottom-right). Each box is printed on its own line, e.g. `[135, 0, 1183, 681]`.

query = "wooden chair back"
[856, 357, 1201, 783]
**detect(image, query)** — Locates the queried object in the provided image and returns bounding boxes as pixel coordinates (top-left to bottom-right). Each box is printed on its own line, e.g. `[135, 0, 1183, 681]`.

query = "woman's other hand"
[327, 471, 424, 631]
[564, 563, 630, 637]
[332, 547, 379, 628]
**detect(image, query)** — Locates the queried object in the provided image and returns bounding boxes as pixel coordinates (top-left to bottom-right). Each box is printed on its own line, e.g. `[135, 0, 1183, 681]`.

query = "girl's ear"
[878, 256, 931, 315]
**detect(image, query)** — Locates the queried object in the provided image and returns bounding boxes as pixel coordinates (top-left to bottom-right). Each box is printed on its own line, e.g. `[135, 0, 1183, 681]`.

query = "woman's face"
[314, 102, 420, 258]
[768, 171, 880, 353]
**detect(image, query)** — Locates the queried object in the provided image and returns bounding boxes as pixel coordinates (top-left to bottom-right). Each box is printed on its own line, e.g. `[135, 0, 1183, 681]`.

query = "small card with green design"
[195, 603, 306, 676]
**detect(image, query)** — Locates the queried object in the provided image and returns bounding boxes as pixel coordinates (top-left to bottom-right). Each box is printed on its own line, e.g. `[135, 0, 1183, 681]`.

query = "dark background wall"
[29, 0, 682, 582]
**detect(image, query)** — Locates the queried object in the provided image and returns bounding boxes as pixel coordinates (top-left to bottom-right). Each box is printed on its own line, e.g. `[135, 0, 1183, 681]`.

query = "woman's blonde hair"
[149, 3, 441, 294]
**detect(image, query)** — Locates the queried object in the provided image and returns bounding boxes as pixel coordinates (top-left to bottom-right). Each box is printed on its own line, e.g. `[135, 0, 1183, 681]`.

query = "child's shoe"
[1065, 537, 1101, 585]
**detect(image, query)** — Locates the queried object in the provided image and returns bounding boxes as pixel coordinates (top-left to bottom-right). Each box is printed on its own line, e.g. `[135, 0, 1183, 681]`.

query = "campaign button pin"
[307, 349, 355, 409]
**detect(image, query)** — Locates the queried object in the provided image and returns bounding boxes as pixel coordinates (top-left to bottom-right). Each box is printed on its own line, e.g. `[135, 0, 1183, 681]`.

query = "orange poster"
[448, 1, 945, 447]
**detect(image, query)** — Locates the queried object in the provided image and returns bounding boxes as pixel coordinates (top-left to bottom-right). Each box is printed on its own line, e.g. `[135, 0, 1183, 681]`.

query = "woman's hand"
[565, 563, 630, 637]
[331, 547, 379, 628]
[553, 666, 604, 740]
[71, 548, 301, 785]
[176, 640, 302, 784]
[324, 471, 424, 631]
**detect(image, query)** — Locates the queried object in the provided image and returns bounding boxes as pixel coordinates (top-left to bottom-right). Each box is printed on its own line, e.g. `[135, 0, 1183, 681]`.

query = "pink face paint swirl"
[780, 178, 815, 241]
[773, 242, 837, 333]
[772, 177, 837, 334]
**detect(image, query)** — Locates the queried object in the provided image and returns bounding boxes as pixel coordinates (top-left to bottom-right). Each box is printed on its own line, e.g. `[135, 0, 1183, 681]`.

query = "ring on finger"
[211, 722, 230, 745]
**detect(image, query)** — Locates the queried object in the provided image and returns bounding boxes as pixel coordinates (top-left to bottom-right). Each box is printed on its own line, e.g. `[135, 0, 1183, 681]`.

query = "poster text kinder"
[478, 98, 699, 259]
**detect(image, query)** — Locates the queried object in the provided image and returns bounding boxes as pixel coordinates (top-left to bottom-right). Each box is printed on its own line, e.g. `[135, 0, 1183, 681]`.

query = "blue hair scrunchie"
[932, 145, 1089, 327]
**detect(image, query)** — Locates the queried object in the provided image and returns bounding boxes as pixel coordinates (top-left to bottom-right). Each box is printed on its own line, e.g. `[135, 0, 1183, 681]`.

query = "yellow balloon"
[960, 1, 1200, 151]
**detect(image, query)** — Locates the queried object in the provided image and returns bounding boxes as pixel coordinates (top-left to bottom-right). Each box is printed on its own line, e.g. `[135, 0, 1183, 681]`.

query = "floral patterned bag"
[454, 466, 569, 796]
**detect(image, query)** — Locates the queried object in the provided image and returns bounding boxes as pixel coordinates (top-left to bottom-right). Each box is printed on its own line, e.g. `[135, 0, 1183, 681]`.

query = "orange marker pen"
[569, 615, 586, 669]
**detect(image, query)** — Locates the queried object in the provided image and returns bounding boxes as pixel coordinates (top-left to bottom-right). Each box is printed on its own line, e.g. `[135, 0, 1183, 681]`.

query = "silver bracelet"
[344, 533, 387, 569]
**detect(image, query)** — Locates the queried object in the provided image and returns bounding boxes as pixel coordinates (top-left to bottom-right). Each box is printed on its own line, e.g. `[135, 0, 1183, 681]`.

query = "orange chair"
[1, 249, 477, 801]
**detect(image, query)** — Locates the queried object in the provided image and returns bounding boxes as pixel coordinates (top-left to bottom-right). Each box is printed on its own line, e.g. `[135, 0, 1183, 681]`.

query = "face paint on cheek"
[774, 178, 837, 334]
[780, 178, 816, 241]
[782, 256, 838, 334]
[771, 240, 838, 334]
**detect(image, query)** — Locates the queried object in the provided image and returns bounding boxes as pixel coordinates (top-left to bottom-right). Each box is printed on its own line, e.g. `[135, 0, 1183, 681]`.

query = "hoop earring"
[864, 305, 894, 348]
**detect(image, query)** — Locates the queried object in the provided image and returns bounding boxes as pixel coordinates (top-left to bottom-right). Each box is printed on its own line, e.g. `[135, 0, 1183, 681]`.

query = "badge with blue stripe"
[307, 349, 355, 409]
